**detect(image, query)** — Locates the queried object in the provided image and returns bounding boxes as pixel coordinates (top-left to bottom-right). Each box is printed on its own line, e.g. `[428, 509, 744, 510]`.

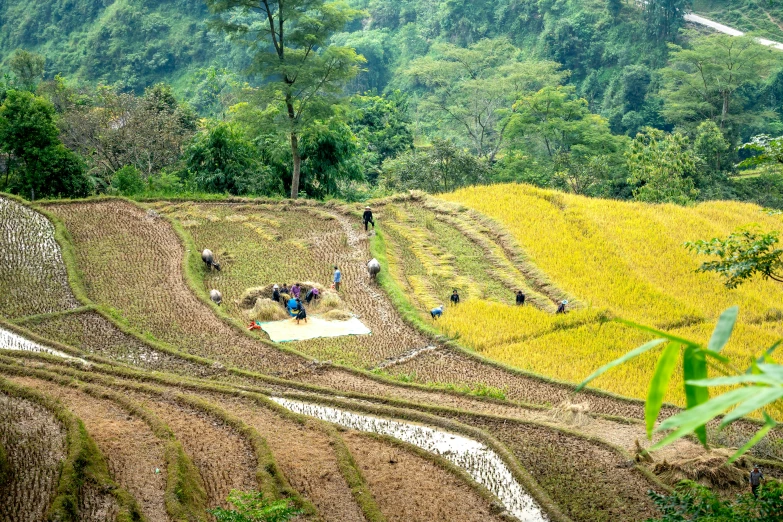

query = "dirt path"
[304, 208, 433, 364]
[8, 376, 169, 522]
[123, 390, 257, 511]
[342, 432, 505, 522]
[0, 393, 66, 522]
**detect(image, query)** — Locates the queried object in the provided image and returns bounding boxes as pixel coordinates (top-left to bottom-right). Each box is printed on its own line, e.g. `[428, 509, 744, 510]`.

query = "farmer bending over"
[431, 305, 443, 320]
[295, 299, 308, 324]
[556, 300, 568, 314]
[363, 206, 375, 231]
[305, 287, 320, 304]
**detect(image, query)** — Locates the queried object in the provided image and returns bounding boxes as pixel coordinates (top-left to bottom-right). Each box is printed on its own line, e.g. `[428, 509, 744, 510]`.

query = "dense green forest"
[2, 0, 783, 204]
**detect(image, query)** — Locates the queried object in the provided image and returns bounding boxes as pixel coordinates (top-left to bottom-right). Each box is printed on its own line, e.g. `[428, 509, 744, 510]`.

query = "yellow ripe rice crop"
[439, 300, 606, 352]
[435, 184, 783, 405]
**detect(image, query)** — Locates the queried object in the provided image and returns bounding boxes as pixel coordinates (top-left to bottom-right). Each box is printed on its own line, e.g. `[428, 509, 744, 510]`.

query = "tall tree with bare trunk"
[206, 0, 364, 199]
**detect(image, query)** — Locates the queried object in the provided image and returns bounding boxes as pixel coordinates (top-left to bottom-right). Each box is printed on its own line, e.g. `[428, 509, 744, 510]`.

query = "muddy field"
[8, 376, 169, 522]
[0, 392, 66, 522]
[0, 197, 79, 319]
[46, 201, 304, 376]
[1, 195, 777, 522]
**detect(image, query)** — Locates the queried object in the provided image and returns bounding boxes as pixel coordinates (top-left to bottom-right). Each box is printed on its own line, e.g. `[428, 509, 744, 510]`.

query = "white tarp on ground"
[260, 316, 371, 342]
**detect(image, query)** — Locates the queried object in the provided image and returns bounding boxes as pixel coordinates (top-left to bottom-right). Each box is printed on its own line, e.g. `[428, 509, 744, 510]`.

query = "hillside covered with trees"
[1, 0, 783, 206]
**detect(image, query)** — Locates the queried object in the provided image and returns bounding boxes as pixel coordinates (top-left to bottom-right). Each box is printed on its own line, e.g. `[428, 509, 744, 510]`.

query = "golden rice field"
[429, 184, 783, 404]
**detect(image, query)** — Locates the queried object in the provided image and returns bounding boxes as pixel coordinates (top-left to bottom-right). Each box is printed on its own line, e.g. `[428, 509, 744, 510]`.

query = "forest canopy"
[0, 0, 782, 203]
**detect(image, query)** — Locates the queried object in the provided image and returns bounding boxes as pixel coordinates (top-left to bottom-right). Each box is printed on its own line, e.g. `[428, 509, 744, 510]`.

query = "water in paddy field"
[271, 397, 548, 522]
[0, 327, 78, 360]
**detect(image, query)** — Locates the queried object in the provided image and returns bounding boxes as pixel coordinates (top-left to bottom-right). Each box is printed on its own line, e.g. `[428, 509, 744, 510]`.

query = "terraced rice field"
[1, 191, 781, 521]
[0, 392, 65, 521]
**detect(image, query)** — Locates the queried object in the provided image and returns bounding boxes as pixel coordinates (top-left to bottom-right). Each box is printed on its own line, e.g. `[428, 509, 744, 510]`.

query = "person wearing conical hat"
[362, 205, 375, 232]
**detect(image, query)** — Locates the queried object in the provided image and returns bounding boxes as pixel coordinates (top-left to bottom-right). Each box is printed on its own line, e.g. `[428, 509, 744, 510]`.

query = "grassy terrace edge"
[0, 374, 144, 522]
[0, 350, 691, 522]
[11, 193, 776, 432]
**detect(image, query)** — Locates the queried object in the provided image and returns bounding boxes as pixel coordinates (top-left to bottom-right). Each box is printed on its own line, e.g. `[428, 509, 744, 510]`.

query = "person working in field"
[291, 282, 301, 299]
[305, 287, 320, 304]
[333, 266, 342, 291]
[431, 305, 444, 320]
[287, 297, 300, 316]
[750, 465, 764, 498]
[295, 299, 308, 324]
[272, 284, 281, 303]
[556, 300, 568, 314]
[363, 206, 375, 232]
[516, 290, 525, 306]
[450, 289, 460, 306]
[281, 283, 290, 296]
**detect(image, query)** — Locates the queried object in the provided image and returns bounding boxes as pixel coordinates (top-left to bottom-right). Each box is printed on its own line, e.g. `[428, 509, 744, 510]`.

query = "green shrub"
[112, 165, 145, 196]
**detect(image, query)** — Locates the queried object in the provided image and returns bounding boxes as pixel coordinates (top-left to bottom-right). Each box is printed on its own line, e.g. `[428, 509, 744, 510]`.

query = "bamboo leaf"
[727, 418, 776, 464]
[686, 374, 783, 387]
[646, 342, 681, 438]
[720, 387, 783, 427]
[650, 386, 760, 450]
[657, 386, 759, 433]
[683, 346, 709, 445]
[702, 350, 730, 364]
[577, 338, 666, 392]
[617, 318, 700, 347]
[707, 306, 738, 353]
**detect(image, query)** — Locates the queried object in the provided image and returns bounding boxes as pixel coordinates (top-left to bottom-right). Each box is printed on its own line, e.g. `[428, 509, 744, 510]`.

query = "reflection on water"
[272, 397, 547, 522]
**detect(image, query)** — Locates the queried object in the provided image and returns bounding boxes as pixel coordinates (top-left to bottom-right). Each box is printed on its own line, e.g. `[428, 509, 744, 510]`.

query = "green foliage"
[642, 0, 691, 43]
[626, 128, 700, 204]
[112, 166, 146, 196]
[7, 49, 45, 92]
[739, 134, 783, 168]
[208, 490, 299, 522]
[649, 479, 783, 521]
[579, 306, 783, 460]
[380, 139, 490, 193]
[661, 33, 776, 135]
[349, 92, 413, 183]
[185, 122, 278, 196]
[508, 85, 617, 161]
[0, 89, 90, 198]
[0, 89, 58, 156]
[207, 0, 365, 198]
[685, 227, 783, 288]
[298, 118, 363, 199]
[406, 38, 566, 160]
[59, 83, 197, 184]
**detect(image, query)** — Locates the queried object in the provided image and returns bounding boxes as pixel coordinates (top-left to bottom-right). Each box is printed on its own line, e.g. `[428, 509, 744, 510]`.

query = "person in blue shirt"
[333, 265, 342, 291]
[430, 305, 443, 320]
[287, 297, 300, 316]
